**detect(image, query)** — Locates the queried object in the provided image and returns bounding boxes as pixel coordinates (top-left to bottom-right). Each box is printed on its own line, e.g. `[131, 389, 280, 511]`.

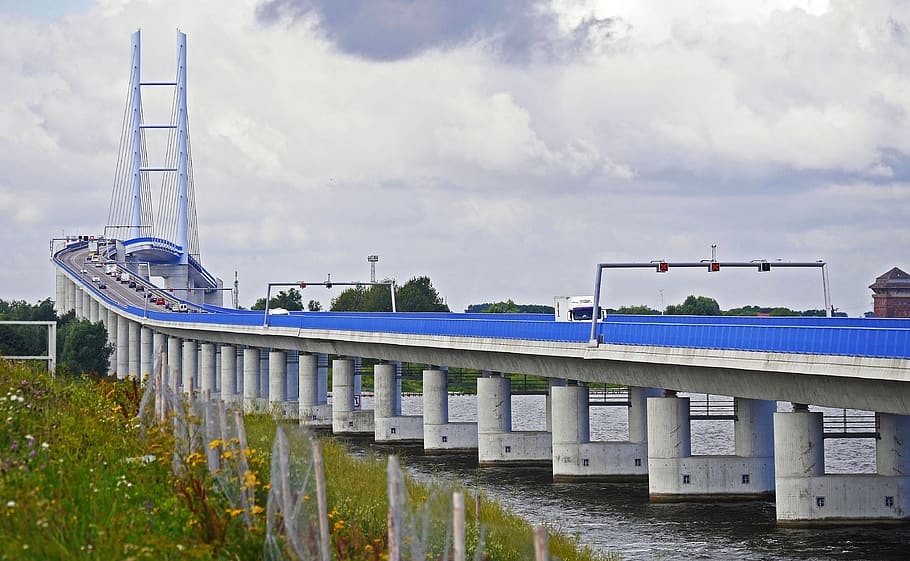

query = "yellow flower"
[208, 440, 223, 450]
[333, 520, 345, 531]
[302, 495, 310, 501]
[226, 508, 245, 517]
[251, 505, 264, 515]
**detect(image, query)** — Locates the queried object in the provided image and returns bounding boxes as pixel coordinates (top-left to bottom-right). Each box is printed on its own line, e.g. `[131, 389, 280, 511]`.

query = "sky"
[1, 0, 908, 315]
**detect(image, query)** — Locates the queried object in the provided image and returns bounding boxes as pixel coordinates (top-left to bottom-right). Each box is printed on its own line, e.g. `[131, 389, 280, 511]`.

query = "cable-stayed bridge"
[50, 31, 910, 527]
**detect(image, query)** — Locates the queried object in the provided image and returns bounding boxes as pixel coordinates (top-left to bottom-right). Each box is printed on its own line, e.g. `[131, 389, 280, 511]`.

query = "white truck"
[105, 264, 118, 276]
[554, 296, 604, 322]
[119, 272, 131, 283]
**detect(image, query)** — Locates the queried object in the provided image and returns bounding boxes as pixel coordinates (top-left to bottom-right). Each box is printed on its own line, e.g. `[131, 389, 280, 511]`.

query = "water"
[353, 393, 910, 560]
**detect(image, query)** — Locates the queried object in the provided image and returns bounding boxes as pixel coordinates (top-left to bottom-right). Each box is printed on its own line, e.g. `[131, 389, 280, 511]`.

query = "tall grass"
[0, 360, 618, 560]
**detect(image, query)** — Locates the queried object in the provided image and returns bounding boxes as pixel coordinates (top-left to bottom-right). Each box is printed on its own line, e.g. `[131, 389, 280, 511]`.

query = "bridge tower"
[108, 29, 199, 268]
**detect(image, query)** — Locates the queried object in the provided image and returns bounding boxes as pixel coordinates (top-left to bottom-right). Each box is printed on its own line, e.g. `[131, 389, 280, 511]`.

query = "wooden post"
[534, 527, 549, 561]
[453, 491, 465, 561]
[312, 440, 331, 561]
[387, 455, 402, 561]
[234, 410, 253, 527]
[276, 428, 294, 531]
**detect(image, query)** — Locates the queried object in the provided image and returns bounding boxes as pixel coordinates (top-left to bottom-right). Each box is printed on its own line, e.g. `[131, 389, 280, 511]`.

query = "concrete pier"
[477, 372, 551, 466]
[243, 347, 263, 411]
[423, 367, 477, 452]
[331, 358, 374, 435]
[139, 327, 153, 382]
[182, 340, 198, 394]
[200, 343, 216, 398]
[128, 321, 140, 379]
[167, 336, 182, 393]
[774, 406, 910, 525]
[299, 353, 331, 427]
[269, 350, 293, 417]
[116, 317, 129, 379]
[220, 344, 237, 404]
[374, 363, 423, 443]
[648, 394, 775, 501]
[552, 385, 658, 481]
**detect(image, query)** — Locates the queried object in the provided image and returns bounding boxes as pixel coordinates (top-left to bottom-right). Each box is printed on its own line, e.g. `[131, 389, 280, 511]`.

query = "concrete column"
[152, 332, 166, 375]
[317, 353, 329, 404]
[286, 350, 299, 401]
[220, 345, 237, 403]
[629, 387, 662, 443]
[774, 407, 824, 480]
[243, 347, 260, 409]
[269, 350, 287, 408]
[82, 290, 91, 320]
[107, 311, 118, 376]
[648, 396, 692, 460]
[551, 385, 590, 445]
[139, 327, 153, 382]
[89, 299, 99, 323]
[332, 358, 354, 418]
[128, 321, 140, 379]
[422, 368, 448, 425]
[735, 398, 776, 457]
[477, 374, 511, 433]
[167, 336, 182, 393]
[298, 353, 318, 407]
[259, 352, 269, 399]
[375, 363, 398, 418]
[55, 270, 66, 314]
[66, 279, 77, 314]
[182, 340, 198, 393]
[200, 343, 216, 398]
[546, 378, 567, 432]
[116, 315, 129, 379]
[74, 287, 84, 319]
[877, 413, 910, 476]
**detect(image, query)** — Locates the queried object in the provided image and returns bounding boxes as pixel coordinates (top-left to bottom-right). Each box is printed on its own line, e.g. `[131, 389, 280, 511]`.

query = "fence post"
[312, 440, 331, 561]
[453, 491, 465, 561]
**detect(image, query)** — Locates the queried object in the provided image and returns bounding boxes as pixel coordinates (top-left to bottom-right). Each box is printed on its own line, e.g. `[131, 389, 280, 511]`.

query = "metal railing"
[0, 321, 56, 374]
[824, 410, 879, 439]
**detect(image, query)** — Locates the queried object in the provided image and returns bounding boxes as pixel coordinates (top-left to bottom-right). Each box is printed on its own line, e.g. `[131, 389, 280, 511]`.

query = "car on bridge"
[91, 275, 100, 282]
[154, 298, 165, 305]
[98, 283, 107, 289]
[136, 285, 144, 292]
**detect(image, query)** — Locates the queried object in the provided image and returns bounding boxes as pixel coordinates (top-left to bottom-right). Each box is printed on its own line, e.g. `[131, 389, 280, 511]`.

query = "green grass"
[0, 361, 618, 560]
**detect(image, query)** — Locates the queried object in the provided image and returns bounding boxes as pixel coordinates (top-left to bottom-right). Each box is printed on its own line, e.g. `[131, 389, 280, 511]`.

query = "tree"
[482, 300, 521, 313]
[251, 288, 304, 311]
[472, 300, 555, 314]
[612, 305, 660, 315]
[331, 285, 394, 312]
[665, 295, 721, 316]
[396, 276, 449, 312]
[307, 299, 323, 312]
[0, 298, 59, 357]
[56, 318, 112, 377]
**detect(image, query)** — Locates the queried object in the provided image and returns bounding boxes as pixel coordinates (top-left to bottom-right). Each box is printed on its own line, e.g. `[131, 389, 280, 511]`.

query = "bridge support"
[182, 340, 197, 394]
[116, 316, 129, 379]
[139, 327, 153, 382]
[82, 290, 92, 321]
[89, 299, 100, 323]
[55, 270, 66, 314]
[74, 287, 84, 319]
[220, 344, 237, 404]
[423, 367, 477, 453]
[298, 353, 331, 427]
[243, 347, 263, 412]
[374, 363, 422, 443]
[648, 394, 775, 501]
[477, 372, 551, 466]
[332, 358, 374, 435]
[774, 406, 910, 526]
[167, 336, 182, 393]
[552, 385, 659, 481]
[65, 279, 76, 315]
[127, 320, 140, 379]
[269, 350, 292, 418]
[199, 343, 216, 398]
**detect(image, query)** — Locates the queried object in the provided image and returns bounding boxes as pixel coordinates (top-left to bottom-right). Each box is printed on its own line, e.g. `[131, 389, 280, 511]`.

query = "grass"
[0, 360, 618, 560]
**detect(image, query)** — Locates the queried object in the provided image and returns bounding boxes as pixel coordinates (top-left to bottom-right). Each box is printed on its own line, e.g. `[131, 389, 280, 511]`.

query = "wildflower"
[251, 505, 264, 515]
[208, 440, 223, 450]
[333, 520, 345, 531]
[226, 508, 245, 517]
[302, 495, 310, 501]
[6, 501, 14, 508]
[41, 442, 49, 450]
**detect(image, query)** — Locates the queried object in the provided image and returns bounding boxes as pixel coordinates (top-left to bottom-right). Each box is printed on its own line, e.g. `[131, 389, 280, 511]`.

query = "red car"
[155, 298, 166, 305]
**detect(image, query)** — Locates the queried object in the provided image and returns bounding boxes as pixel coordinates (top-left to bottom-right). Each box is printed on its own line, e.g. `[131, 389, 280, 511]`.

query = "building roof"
[869, 267, 910, 291]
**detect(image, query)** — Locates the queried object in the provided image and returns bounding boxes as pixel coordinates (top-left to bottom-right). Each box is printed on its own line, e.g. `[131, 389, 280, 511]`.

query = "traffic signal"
[325, 281, 332, 289]
[758, 262, 771, 272]
[299, 282, 307, 289]
[708, 262, 720, 272]
[656, 262, 669, 273]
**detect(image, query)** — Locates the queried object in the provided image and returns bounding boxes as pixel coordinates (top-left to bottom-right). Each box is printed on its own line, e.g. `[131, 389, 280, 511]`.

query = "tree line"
[0, 298, 112, 376]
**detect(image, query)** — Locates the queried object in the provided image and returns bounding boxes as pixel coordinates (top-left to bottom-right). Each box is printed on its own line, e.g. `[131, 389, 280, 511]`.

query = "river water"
[352, 393, 910, 560]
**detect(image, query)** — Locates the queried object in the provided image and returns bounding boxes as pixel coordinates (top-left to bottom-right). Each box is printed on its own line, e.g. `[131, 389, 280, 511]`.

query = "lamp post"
[368, 255, 379, 283]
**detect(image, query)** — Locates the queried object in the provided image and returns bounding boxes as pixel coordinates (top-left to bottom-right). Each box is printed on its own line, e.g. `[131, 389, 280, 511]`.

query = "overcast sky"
[1, 0, 908, 315]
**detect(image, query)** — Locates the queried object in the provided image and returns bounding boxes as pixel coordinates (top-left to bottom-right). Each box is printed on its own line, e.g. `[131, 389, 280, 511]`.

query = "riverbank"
[0, 361, 617, 560]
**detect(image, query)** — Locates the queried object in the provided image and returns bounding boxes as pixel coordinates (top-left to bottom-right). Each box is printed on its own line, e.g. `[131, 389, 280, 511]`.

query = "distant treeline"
[465, 300, 555, 314]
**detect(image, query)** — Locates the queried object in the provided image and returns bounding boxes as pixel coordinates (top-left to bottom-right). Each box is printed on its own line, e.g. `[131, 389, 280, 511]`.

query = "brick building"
[869, 267, 910, 318]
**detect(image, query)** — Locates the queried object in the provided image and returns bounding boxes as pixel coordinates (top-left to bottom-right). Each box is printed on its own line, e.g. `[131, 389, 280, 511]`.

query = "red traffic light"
[708, 262, 720, 272]
[300, 282, 307, 289]
[656, 262, 669, 273]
